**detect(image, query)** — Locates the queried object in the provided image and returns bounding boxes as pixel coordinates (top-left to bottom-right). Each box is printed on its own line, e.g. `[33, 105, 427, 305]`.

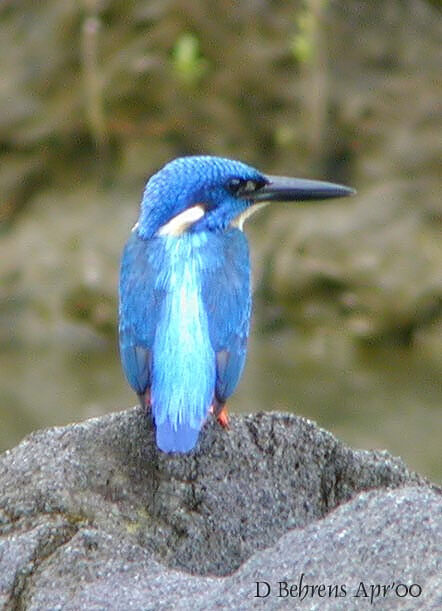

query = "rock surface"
[0, 407, 440, 609]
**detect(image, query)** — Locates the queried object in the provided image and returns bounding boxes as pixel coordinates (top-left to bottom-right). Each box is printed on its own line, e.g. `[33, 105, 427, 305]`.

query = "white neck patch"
[231, 202, 269, 230]
[157, 204, 206, 237]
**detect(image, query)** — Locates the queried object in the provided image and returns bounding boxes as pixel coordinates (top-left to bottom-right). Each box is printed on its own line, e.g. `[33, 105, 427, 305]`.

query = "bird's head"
[136, 156, 354, 239]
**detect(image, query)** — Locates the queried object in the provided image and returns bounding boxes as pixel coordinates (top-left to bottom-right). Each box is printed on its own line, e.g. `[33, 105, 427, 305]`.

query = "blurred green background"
[0, 1, 441, 480]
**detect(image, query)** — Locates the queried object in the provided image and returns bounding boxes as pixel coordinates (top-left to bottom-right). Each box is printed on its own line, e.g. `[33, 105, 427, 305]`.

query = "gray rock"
[0, 407, 440, 610]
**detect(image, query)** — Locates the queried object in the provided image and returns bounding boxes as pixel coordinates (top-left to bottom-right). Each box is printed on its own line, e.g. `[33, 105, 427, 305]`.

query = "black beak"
[249, 174, 356, 203]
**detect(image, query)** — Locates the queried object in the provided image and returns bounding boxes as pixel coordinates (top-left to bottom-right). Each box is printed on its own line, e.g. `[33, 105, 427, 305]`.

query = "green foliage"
[0, 0, 318, 222]
[290, 0, 329, 65]
[172, 33, 209, 87]
[291, 8, 317, 64]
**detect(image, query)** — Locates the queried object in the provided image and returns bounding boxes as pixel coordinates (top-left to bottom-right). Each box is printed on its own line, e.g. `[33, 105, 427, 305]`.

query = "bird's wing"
[118, 231, 162, 396]
[201, 229, 251, 404]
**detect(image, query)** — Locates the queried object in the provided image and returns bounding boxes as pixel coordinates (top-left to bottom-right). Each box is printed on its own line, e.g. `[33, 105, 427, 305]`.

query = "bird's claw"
[210, 404, 230, 429]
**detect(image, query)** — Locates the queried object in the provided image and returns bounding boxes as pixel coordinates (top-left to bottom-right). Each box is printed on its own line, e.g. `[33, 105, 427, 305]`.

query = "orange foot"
[217, 406, 230, 429]
[210, 404, 230, 429]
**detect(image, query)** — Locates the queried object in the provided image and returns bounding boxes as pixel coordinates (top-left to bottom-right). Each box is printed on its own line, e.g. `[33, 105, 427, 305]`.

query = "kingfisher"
[119, 156, 354, 453]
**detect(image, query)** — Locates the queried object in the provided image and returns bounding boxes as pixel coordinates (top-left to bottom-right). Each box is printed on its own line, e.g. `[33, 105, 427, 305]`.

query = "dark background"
[0, 0, 440, 480]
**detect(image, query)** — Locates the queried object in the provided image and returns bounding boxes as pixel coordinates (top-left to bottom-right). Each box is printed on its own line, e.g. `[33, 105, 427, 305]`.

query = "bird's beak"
[249, 175, 356, 203]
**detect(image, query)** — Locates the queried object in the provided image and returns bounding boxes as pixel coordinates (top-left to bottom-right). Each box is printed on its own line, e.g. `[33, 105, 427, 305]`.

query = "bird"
[119, 155, 354, 453]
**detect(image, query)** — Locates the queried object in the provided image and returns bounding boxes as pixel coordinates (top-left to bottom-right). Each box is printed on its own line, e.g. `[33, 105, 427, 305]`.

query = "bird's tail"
[155, 419, 201, 453]
[151, 292, 215, 452]
[151, 243, 217, 453]
[152, 370, 214, 452]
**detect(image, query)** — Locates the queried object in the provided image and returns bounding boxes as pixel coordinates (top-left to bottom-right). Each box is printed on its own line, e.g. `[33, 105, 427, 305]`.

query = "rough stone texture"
[0, 407, 440, 610]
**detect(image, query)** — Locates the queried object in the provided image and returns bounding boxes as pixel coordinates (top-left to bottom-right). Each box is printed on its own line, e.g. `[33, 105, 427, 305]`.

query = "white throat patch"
[231, 202, 269, 230]
[157, 204, 206, 237]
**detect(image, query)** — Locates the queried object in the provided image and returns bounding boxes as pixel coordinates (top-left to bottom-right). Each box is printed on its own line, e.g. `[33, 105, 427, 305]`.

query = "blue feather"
[119, 155, 353, 452]
[200, 228, 251, 403]
[118, 157, 258, 453]
[150, 233, 216, 452]
[119, 231, 159, 395]
[119, 226, 250, 452]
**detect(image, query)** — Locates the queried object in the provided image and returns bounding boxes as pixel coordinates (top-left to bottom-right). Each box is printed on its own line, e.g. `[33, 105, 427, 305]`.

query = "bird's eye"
[226, 177, 267, 196]
[226, 178, 243, 195]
